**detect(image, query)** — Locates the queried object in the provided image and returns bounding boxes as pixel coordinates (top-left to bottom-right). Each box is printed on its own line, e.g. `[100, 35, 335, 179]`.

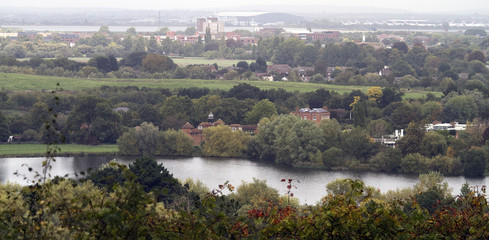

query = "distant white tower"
[362, 34, 366, 43]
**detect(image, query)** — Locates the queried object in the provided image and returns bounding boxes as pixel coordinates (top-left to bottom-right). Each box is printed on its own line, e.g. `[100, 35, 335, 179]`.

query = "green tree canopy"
[202, 125, 251, 157]
[244, 99, 278, 124]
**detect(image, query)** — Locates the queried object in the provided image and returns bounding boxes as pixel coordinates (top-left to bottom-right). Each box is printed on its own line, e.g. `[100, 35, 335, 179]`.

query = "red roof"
[181, 122, 194, 129]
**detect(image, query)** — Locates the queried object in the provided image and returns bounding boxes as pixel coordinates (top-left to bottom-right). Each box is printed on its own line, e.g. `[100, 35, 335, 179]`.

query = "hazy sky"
[2, 0, 486, 12]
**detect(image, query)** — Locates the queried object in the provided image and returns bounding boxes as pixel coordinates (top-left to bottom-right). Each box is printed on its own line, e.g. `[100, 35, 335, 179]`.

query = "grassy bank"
[0, 73, 442, 98]
[0, 144, 119, 157]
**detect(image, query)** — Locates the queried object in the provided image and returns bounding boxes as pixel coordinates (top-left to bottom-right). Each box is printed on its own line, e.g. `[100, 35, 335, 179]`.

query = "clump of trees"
[117, 122, 193, 156]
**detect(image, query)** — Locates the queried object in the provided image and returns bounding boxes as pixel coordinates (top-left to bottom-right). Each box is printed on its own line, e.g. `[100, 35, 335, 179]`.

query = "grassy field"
[0, 73, 442, 98]
[170, 57, 254, 67]
[0, 144, 118, 157]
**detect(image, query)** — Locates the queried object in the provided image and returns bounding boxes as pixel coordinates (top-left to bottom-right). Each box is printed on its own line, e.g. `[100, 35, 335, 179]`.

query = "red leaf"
[281, 179, 285, 182]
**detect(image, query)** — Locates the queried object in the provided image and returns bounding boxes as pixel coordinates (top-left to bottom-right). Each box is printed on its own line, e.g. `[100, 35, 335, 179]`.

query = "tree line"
[2, 82, 489, 176]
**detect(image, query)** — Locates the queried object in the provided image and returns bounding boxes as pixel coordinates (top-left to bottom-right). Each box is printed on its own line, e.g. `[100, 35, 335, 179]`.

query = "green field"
[0, 144, 118, 157]
[0, 73, 442, 98]
[170, 57, 254, 67]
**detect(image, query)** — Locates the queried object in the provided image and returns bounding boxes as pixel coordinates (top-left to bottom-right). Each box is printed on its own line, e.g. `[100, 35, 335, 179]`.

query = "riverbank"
[0, 144, 119, 157]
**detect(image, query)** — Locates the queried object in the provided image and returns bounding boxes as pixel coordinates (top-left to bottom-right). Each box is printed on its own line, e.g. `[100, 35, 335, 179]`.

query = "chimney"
[208, 112, 214, 123]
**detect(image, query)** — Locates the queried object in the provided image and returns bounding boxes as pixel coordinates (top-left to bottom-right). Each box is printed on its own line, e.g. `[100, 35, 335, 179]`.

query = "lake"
[0, 156, 487, 204]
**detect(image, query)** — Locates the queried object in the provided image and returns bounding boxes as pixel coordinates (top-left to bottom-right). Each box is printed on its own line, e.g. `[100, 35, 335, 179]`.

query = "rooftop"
[299, 108, 328, 113]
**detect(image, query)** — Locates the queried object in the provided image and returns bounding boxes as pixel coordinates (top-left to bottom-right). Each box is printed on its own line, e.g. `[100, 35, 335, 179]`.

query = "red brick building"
[291, 107, 331, 125]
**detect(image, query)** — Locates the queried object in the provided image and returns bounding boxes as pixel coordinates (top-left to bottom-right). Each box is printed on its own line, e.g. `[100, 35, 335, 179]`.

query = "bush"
[323, 147, 343, 168]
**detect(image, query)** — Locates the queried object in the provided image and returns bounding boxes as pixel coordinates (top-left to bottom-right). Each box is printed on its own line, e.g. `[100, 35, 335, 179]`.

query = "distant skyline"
[1, 0, 487, 13]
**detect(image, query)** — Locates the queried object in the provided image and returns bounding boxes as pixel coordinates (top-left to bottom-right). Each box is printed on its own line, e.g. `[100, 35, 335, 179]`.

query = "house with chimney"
[181, 113, 258, 146]
[291, 107, 330, 125]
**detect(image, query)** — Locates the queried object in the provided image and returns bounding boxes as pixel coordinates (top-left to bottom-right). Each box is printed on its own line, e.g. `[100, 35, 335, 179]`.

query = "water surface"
[1, 156, 486, 204]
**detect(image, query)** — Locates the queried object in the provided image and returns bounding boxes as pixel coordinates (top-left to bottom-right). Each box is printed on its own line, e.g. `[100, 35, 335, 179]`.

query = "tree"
[421, 101, 443, 121]
[272, 37, 304, 66]
[414, 171, 452, 198]
[226, 83, 261, 100]
[399, 75, 419, 88]
[442, 95, 478, 122]
[320, 119, 341, 149]
[421, 132, 447, 157]
[244, 99, 278, 124]
[306, 88, 331, 108]
[117, 122, 159, 156]
[397, 121, 425, 156]
[129, 156, 186, 203]
[142, 53, 177, 73]
[367, 119, 390, 138]
[352, 99, 367, 127]
[341, 127, 374, 162]
[205, 27, 212, 46]
[370, 148, 403, 173]
[89, 32, 110, 47]
[230, 178, 280, 215]
[250, 115, 324, 165]
[202, 125, 251, 157]
[367, 87, 383, 102]
[120, 51, 147, 70]
[137, 104, 162, 125]
[4, 42, 26, 58]
[255, 57, 268, 73]
[378, 87, 403, 108]
[415, 186, 447, 214]
[160, 95, 194, 123]
[236, 61, 249, 74]
[88, 55, 118, 73]
[390, 60, 416, 77]
[440, 77, 457, 96]
[66, 95, 121, 144]
[0, 111, 10, 142]
[156, 129, 194, 156]
[148, 35, 159, 53]
[399, 153, 427, 174]
[463, 147, 487, 177]
[467, 50, 486, 63]
[28, 102, 50, 131]
[391, 42, 408, 54]
[310, 74, 326, 83]
[388, 102, 418, 130]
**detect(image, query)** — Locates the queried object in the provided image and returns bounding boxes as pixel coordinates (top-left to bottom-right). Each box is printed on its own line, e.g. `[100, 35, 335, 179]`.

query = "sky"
[1, 0, 487, 13]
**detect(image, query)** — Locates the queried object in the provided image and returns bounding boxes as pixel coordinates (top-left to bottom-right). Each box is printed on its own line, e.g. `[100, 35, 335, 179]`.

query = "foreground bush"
[1, 159, 488, 238]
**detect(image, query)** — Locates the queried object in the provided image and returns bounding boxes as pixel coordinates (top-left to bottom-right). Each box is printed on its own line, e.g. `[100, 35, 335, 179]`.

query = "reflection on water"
[1, 156, 487, 204]
[0, 156, 113, 184]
